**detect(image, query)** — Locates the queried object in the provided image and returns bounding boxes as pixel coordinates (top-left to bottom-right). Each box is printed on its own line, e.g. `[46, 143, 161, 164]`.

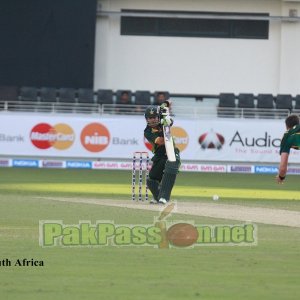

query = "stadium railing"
[0, 100, 291, 119]
[0, 88, 297, 119]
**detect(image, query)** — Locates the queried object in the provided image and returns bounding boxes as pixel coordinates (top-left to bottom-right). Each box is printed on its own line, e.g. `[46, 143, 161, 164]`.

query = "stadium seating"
[237, 93, 255, 118]
[96, 89, 113, 104]
[257, 94, 274, 109]
[0, 86, 19, 110]
[20, 86, 39, 102]
[217, 93, 236, 118]
[131, 90, 151, 115]
[38, 87, 57, 112]
[116, 90, 132, 104]
[135, 90, 151, 105]
[293, 95, 300, 114]
[18, 86, 39, 112]
[238, 93, 255, 108]
[77, 88, 95, 103]
[58, 88, 76, 103]
[153, 91, 170, 105]
[256, 94, 275, 118]
[2, 85, 298, 120]
[218, 93, 236, 107]
[275, 94, 293, 111]
[0, 86, 19, 101]
[76, 88, 97, 113]
[40, 87, 57, 102]
[56, 88, 77, 113]
[294, 95, 300, 109]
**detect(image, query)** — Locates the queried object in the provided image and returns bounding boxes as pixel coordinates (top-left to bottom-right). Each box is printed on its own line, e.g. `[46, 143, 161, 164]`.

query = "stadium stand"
[56, 88, 77, 113]
[58, 88, 76, 103]
[294, 95, 300, 109]
[116, 90, 132, 104]
[153, 91, 170, 106]
[0, 86, 295, 120]
[96, 89, 114, 104]
[134, 90, 151, 105]
[292, 95, 300, 115]
[20, 86, 39, 102]
[275, 94, 293, 111]
[76, 88, 97, 113]
[275, 94, 293, 119]
[77, 88, 95, 104]
[133, 90, 152, 115]
[0, 86, 19, 110]
[18, 86, 39, 112]
[40, 87, 57, 102]
[256, 94, 275, 118]
[257, 94, 274, 109]
[217, 93, 236, 118]
[0, 86, 19, 101]
[114, 90, 133, 114]
[38, 87, 58, 112]
[238, 93, 255, 108]
[237, 93, 255, 118]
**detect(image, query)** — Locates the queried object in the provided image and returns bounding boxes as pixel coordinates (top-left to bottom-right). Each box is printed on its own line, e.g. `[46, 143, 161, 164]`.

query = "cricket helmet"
[144, 105, 160, 127]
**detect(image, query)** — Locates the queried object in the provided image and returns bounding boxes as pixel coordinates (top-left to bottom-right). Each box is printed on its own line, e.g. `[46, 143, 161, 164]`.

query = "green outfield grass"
[1, 168, 300, 210]
[0, 168, 299, 300]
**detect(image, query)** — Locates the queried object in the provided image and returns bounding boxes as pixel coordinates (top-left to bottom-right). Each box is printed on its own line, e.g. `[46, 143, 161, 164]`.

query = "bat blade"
[163, 125, 176, 162]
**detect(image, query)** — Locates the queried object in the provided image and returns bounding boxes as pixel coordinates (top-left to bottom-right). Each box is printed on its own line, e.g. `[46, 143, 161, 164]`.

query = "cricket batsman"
[144, 101, 181, 204]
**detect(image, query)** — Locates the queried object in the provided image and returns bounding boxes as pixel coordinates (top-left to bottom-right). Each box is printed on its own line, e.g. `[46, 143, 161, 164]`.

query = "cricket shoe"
[149, 199, 159, 204]
[158, 198, 168, 205]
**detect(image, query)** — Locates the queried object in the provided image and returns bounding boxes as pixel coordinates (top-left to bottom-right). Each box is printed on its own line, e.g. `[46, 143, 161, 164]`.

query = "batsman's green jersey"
[144, 125, 180, 182]
[280, 125, 300, 154]
[144, 125, 179, 157]
[144, 125, 166, 156]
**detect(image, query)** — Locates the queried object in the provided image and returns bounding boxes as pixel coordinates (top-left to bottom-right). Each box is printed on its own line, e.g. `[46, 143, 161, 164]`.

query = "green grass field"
[0, 168, 299, 300]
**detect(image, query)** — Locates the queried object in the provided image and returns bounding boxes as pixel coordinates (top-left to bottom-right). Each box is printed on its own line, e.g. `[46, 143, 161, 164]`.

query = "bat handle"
[162, 100, 171, 108]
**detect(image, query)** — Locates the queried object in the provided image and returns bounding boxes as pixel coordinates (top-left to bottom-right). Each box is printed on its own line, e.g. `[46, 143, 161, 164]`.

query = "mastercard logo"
[30, 123, 75, 150]
[81, 123, 110, 152]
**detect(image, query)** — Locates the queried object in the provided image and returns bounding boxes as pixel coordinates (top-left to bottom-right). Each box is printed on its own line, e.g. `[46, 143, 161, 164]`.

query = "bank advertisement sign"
[0, 114, 298, 163]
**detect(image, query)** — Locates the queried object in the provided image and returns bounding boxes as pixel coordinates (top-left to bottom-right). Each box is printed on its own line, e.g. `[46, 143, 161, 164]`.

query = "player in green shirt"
[277, 114, 300, 184]
[144, 103, 181, 204]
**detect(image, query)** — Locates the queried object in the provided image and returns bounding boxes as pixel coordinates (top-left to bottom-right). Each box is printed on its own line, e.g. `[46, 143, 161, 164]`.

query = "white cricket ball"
[212, 194, 219, 201]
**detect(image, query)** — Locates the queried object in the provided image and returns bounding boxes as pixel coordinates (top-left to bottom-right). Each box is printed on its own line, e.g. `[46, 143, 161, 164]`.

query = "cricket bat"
[163, 125, 176, 162]
[160, 100, 176, 162]
[163, 126, 176, 161]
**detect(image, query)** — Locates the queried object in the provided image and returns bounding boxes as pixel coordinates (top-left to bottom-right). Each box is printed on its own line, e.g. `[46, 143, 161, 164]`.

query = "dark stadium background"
[0, 0, 97, 88]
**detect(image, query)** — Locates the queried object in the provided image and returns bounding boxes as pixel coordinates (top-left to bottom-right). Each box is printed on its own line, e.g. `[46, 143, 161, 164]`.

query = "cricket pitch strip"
[36, 197, 300, 228]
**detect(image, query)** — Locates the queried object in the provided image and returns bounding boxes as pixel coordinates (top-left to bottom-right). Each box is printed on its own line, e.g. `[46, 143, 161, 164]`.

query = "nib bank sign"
[80, 123, 110, 152]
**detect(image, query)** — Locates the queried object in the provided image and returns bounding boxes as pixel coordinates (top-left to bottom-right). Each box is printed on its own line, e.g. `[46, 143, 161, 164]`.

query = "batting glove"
[160, 107, 169, 116]
[161, 115, 172, 126]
